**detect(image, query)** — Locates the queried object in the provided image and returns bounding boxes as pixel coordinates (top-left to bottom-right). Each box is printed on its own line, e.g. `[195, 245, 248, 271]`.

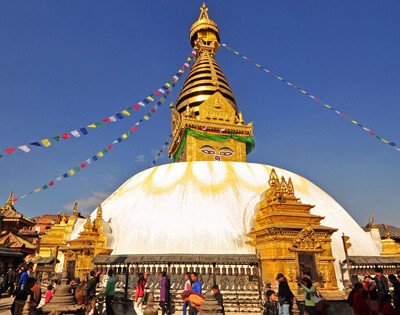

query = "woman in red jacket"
[351, 283, 369, 315]
[134, 271, 149, 315]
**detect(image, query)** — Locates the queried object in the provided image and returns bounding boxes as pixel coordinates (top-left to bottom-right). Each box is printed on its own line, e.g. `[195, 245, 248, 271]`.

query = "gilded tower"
[169, 3, 254, 162]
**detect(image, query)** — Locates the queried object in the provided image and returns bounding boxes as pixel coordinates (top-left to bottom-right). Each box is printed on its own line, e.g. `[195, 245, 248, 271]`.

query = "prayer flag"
[88, 124, 97, 128]
[30, 142, 41, 147]
[98, 152, 104, 157]
[131, 126, 137, 132]
[56, 177, 62, 181]
[63, 173, 68, 178]
[116, 113, 124, 120]
[17, 145, 30, 153]
[151, 108, 155, 113]
[122, 133, 128, 139]
[143, 99, 149, 104]
[117, 137, 123, 143]
[71, 130, 80, 137]
[122, 110, 131, 116]
[74, 167, 80, 172]
[127, 130, 132, 136]
[42, 185, 48, 190]
[61, 133, 71, 139]
[158, 88, 165, 94]
[80, 128, 88, 135]
[144, 115, 150, 120]
[80, 162, 86, 168]
[52, 136, 61, 142]
[155, 91, 161, 96]
[86, 159, 92, 164]
[49, 181, 54, 186]
[5, 148, 16, 154]
[147, 96, 154, 101]
[102, 148, 108, 154]
[95, 122, 103, 128]
[92, 156, 98, 161]
[107, 145, 113, 150]
[138, 102, 145, 107]
[69, 170, 75, 176]
[34, 188, 41, 193]
[102, 117, 111, 123]
[41, 139, 52, 147]
[134, 104, 140, 110]
[109, 116, 117, 122]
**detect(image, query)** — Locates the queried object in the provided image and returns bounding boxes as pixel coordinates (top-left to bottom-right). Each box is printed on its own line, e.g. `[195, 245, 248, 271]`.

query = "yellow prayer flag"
[351, 120, 358, 124]
[165, 83, 171, 87]
[277, 76, 283, 80]
[87, 124, 97, 128]
[34, 188, 41, 193]
[121, 110, 131, 117]
[68, 169, 75, 176]
[41, 139, 52, 147]
[143, 116, 149, 120]
[146, 96, 154, 101]
[122, 134, 128, 139]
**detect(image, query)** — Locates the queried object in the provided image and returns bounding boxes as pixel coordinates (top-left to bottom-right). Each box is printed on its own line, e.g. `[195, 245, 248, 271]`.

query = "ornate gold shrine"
[381, 225, 400, 256]
[38, 204, 79, 270]
[168, 3, 254, 163]
[247, 169, 339, 291]
[62, 203, 111, 279]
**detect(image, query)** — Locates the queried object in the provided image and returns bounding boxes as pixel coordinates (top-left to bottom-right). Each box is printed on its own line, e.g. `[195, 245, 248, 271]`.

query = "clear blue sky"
[0, 1, 399, 226]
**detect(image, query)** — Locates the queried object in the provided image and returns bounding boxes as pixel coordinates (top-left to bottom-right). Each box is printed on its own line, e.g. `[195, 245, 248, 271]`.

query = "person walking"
[86, 270, 102, 315]
[276, 273, 293, 315]
[134, 271, 149, 315]
[388, 274, 400, 315]
[190, 272, 202, 315]
[183, 272, 191, 315]
[212, 285, 224, 314]
[160, 271, 170, 315]
[104, 269, 117, 315]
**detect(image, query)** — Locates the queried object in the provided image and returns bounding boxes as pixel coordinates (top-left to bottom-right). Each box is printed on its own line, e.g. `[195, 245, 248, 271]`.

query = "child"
[45, 284, 53, 304]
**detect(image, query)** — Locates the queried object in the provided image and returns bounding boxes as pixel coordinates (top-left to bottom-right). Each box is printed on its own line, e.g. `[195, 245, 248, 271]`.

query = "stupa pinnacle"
[169, 3, 255, 162]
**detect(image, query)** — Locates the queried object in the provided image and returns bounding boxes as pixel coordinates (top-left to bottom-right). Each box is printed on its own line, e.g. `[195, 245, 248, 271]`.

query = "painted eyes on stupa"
[200, 145, 234, 158]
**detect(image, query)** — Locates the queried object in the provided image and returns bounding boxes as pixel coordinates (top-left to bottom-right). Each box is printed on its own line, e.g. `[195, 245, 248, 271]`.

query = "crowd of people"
[263, 268, 400, 315]
[347, 268, 400, 315]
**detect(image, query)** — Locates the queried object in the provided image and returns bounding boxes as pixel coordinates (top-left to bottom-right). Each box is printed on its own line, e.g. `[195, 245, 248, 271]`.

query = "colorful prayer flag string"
[13, 84, 177, 203]
[221, 43, 400, 153]
[0, 51, 196, 160]
[148, 134, 173, 168]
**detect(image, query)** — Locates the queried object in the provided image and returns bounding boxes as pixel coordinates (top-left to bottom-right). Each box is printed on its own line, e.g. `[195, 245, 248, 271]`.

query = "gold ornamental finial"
[72, 202, 78, 216]
[5, 192, 14, 208]
[384, 224, 391, 239]
[97, 203, 103, 220]
[84, 214, 92, 231]
[189, 3, 220, 48]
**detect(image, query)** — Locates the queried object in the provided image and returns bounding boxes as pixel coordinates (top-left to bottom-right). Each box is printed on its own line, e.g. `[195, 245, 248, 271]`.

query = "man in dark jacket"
[212, 285, 224, 314]
[374, 267, 389, 298]
[86, 270, 102, 315]
[276, 273, 293, 315]
[264, 289, 278, 315]
[388, 274, 400, 314]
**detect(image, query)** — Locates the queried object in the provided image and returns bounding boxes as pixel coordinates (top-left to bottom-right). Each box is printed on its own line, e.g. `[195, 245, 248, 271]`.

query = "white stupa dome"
[89, 161, 379, 287]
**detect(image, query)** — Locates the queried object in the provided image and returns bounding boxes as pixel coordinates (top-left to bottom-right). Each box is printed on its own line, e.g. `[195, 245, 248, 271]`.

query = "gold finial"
[189, 3, 220, 48]
[199, 3, 209, 20]
[5, 192, 14, 208]
[72, 202, 78, 216]
[370, 215, 377, 228]
[57, 211, 62, 224]
[62, 212, 68, 224]
[84, 214, 92, 231]
[287, 178, 295, 196]
[97, 203, 103, 220]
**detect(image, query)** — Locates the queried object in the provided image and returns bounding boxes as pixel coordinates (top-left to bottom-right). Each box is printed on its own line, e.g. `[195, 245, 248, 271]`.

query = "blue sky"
[0, 1, 399, 226]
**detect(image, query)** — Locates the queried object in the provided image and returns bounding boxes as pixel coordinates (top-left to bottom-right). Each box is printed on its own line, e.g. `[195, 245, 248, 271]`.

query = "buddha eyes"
[219, 151, 233, 156]
[201, 149, 216, 155]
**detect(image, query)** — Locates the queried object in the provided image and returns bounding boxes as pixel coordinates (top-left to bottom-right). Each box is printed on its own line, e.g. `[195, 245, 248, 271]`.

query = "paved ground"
[0, 296, 12, 315]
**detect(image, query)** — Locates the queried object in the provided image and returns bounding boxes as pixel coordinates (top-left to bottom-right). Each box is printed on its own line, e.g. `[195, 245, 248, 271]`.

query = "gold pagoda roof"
[175, 3, 237, 114]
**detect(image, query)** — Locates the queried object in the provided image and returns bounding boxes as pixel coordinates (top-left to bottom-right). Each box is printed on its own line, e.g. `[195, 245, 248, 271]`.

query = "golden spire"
[96, 203, 103, 220]
[62, 212, 68, 224]
[72, 202, 78, 216]
[175, 3, 237, 114]
[84, 214, 92, 231]
[5, 192, 14, 208]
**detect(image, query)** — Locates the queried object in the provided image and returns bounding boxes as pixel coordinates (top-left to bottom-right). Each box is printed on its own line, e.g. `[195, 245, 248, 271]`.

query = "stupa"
[58, 3, 383, 312]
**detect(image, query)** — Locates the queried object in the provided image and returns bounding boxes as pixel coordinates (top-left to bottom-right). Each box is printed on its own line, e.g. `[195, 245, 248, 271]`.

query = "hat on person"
[266, 289, 276, 298]
[275, 273, 284, 280]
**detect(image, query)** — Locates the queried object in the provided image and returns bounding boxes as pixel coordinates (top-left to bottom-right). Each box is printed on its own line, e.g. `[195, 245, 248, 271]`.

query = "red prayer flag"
[102, 118, 111, 123]
[49, 181, 54, 186]
[80, 162, 86, 168]
[5, 148, 16, 154]
[155, 91, 161, 96]
[131, 126, 137, 132]
[13, 198, 18, 202]
[61, 133, 71, 139]
[134, 104, 140, 110]
[151, 109, 155, 113]
[107, 145, 113, 150]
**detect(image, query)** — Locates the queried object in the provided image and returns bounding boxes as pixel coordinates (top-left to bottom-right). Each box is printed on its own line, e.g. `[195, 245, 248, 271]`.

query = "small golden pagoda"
[62, 203, 111, 279]
[169, 3, 254, 162]
[248, 169, 339, 292]
[38, 203, 80, 270]
[380, 225, 400, 256]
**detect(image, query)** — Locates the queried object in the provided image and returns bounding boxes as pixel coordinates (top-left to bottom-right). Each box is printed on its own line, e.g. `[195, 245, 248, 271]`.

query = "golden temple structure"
[248, 169, 339, 294]
[169, 3, 254, 163]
